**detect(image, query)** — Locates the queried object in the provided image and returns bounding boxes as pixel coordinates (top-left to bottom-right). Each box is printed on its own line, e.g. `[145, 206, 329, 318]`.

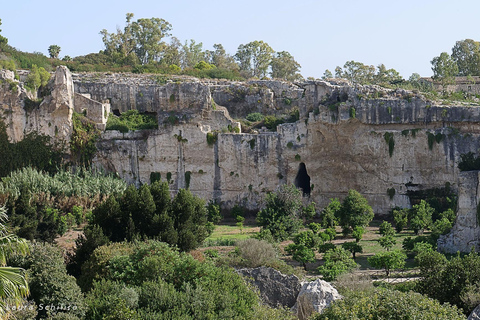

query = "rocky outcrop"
[469, 304, 480, 320]
[438, 171, 480, 253]
[292, 279, 341, 320]
[236, 267, 302, 308]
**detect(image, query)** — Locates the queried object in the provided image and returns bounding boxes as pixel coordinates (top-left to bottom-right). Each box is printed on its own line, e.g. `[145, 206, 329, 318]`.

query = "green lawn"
[203, 222, 260, 245]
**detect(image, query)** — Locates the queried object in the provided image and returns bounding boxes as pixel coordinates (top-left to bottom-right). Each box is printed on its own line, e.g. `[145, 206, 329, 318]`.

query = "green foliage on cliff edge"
[106, 110, 158, 133]
[71, 112, 100, 167]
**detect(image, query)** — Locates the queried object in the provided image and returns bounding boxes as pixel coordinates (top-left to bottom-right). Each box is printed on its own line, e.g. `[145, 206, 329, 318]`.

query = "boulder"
[236, 267, 301, 308]
[292, 279, 341, 320]
[469, 304, 480, 320]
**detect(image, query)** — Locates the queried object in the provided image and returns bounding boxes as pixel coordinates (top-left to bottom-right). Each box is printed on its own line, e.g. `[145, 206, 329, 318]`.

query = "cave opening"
[294, 162, 311, 196]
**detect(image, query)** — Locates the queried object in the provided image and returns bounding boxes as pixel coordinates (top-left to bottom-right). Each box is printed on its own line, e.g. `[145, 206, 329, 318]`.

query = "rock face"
[438, 171, 480, 253]
[292, 279, 341, 320]
[469, 304, 480, 320]
[236, 267, 301, 308]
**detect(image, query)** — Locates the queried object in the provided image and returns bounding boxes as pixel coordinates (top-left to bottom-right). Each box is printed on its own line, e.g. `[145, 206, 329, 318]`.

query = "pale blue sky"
[1, 0, 479, 78]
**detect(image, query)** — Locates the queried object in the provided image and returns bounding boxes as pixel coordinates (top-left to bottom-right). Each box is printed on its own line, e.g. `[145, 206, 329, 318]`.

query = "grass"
[205, 221, 260, 242]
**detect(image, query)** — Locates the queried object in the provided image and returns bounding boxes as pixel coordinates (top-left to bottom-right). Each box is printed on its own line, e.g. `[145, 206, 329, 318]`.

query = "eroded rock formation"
[292, 279, 342, 320]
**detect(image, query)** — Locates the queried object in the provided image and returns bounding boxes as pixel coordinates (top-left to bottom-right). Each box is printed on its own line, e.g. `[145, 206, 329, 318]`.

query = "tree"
[0, 19, 7, 47]
[368, 250, 406, 277]
[205, 43, 238, 70]
[270, 51, 302, 81]
[131, 17, 172, 64]
[0, 207, 29, 318]
[375, 63, 402, 84]
[321, 198, 340, 228]
[317, 247, 357, 281]
[322, 69, 333, 79]
[378, 221, 396, 250]
[48, 45, 61, 59]
[256, 184, 304, 241]
[160, 37, 182, 67]
[341, 241, 363, 259]
[181, 39, 205, 69]
[286, 230, 320, 270]
[431, 52, 459, 91]
[451, 39, 480, 76]
[410, 200, 434, 235]
[25, 64, 51, 92]
[392, 207, 409, 232]
[336, 190, 374, 236]
[235, 40, 274, 78]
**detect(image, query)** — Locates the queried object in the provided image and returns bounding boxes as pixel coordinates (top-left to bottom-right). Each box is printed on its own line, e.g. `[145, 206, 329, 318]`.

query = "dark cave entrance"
[294, 162, 311, 196]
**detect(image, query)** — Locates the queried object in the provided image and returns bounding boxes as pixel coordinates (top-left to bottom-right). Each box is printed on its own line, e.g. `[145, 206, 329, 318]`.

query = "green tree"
[235, 40, 274, 78]
[25, 64, 51, 92]
[368, 250, 406, 277]
[375, 63, 403, 84]
[336, 60, 376, 84]
[205, 43, 238, 70]
[131, 17, 172, 64]
[410, 200, 434, 235]
[431, 52, 459, 91]
[270, 51, 302, 81]
[313, 289, 465, 320]
[317, 247, 357, 281]
[321, 198, 340, 228]
[341, 241, 363, 259]
[0, 207, 29, 318]
[322, 69, 333, 79]
[378, 221, 396, 250]
[100, 13, 138, 65]
[160, 37, 182, 67]
[48, 44, 61, 59]
[180, 39, 205, 69]
[0, 19, 7, 47]
[286, 230, 320, 270]
[336, 190, 374, 236]
[392, 207, 409, 232]
[256, 184, 304, 241]
[451, 39, 480, 76]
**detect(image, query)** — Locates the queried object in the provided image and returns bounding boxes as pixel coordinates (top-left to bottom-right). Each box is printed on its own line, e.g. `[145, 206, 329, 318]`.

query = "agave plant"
[0, 206, 29, 317]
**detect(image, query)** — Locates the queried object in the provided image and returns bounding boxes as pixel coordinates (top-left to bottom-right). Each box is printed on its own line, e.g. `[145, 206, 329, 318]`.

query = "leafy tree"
[160, 37, 182, 66]
[392, 207, 409, 232]
[368, 250, 406, 277]
[17, 242, 85, 319]
[0, 207, 29, 318]
[351, 226, 365, 242]
[378, 221, 396, 250]
[336, 190, 374, 236]
[451, 39, 480, 76]
[375, 63, 403, 84]
[270, 51, 302, 81]
[431, 52, 459, 91]
[286, 230, 321, 270]
[205, 43, 238, 70]
[206, 200, 222, 224]
[341, 241, 363, 259]
[313, 289, 465, 320]
[0, 19, 7, 47]
[256, 184, 304, 241]
[48, 44, 61, 59]
[322, 69, 333, 79]
[25, 64, 50, 92]
[308, 222, 322, 234]
[410, 200, 434, 235]
[416, 251, 480, 312]
[131, 17, 172, 64]
[317, 247, 357, 281]
[180, 39, 205, 69]
[321, 198, 340, 228]
[235, 40, 274, 78]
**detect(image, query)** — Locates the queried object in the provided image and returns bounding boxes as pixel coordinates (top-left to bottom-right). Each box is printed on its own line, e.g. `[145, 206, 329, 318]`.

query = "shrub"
[313, 289, 465, 320]
[410, 200, 434, 235]
[105, 110, 158, 132]
[393, 207, 409, 232]
[336, 190, 374, 237]
[236, 238, 278, 267]
[246, 112, 264, 122]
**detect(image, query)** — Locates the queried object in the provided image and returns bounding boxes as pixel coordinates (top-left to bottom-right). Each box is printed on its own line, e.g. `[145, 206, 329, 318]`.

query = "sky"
[1, 0, 479, 79]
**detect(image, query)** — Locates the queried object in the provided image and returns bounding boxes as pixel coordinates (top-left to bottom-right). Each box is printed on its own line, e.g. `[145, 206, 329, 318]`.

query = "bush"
[392, 207, 409, 232]
[313, 289, 465, 320]
[236, 238, 278, 267]
[336, 190, 374, 237]
[246, 112, 264, 122]
[105, 110, 158, 132]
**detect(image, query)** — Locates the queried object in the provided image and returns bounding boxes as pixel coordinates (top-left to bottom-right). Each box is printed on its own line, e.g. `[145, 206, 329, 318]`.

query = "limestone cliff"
[3, 67, 480, 225]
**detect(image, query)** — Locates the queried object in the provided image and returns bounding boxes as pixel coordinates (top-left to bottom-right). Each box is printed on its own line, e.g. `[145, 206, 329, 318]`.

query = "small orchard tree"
[318, 247, 357, 281]
[336, 190, 374, 238]
[378, 221, 396, 250]
[410, 200, 434, 235]
[341, 241, 363, 260]
[286, 230, 321, 270]
[368, 250, 406, 277]
[393, 207, 409, 232]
